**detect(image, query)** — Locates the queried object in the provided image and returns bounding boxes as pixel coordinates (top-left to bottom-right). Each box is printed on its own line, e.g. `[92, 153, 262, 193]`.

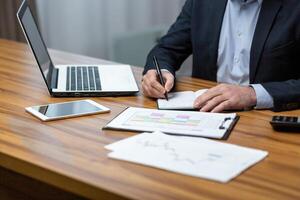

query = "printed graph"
[124, 112, 202, 127]
[136, 137, 224, 166]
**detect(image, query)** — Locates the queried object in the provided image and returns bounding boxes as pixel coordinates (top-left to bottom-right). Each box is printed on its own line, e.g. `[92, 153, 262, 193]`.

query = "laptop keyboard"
[66, 66, 102, 91]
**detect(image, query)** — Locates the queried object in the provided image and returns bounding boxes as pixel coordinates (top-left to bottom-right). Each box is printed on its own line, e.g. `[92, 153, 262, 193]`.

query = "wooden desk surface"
[0, 39, 300, 200]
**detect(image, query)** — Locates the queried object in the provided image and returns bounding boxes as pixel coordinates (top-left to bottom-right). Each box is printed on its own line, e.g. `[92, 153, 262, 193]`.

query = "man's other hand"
[142, 70, 174, 98]
[194, 84, 257, 113]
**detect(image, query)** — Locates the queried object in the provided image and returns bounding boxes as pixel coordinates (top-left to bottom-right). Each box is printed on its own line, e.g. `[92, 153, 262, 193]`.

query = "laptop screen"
[18, 0, 54, 90]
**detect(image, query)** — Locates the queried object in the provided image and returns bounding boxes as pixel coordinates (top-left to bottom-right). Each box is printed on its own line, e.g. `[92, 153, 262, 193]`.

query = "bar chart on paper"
[125, 112, 203, 128]
[104, 107, 238, 138]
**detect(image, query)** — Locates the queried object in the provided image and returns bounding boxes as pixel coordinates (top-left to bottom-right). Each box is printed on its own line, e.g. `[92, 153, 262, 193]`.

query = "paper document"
[105, 131, 268, 183]
[104, 107, 238, 139]
[157, 89, 207, 110]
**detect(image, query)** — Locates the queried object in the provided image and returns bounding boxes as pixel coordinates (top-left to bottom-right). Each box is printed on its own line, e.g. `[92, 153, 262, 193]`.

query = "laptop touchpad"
[99, 65, 137, 91]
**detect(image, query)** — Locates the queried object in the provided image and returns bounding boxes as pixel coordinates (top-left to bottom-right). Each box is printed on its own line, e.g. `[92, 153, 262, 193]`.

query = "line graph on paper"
[135, 137, 228, 166]
[107, 131, 268, 182]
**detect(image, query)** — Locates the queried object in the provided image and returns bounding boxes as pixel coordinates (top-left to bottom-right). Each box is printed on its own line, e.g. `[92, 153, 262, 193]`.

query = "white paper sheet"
[105, 131, 268, 183]
[157, 89, 208, 110]
[104, 107, 237, 139]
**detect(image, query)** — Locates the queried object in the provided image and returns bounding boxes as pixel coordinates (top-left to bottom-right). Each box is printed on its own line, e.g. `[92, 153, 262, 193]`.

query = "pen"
[153, 56, 169, 101]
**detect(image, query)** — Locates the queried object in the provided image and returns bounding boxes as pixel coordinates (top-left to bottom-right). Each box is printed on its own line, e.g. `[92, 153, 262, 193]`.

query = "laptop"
[17, 0, 139, 97]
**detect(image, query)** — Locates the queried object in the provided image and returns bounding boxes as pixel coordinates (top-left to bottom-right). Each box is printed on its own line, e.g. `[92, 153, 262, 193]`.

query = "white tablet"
[26, 99, 110, 121]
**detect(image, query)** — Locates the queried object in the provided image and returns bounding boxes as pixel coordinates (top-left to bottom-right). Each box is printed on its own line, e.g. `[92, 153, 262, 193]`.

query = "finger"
[144, 81, 166, 98]
[147, 70, 158, 79]
[211, 100, 231, 113]
[142, 77, 151, 94]
[143, 82, 164, 98]
[142, 70, 156, 85]
[143, 73, 166, 95]
[142, 70, 156, 82]
[149, 87, 165, 98]
[146, 80, 166, 97]
[142, 84, 151, 97]
[163, 73, 174, 92]
[200, 95, 227, 112]
[194, 87, 221, 108]
[142, 70, 157, 85]
[148, 70, 166, 92]
[142, 82, 161, 98]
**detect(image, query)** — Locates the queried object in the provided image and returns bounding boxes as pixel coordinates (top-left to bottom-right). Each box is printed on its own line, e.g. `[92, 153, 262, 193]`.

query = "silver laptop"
[17, 0, 139, 97]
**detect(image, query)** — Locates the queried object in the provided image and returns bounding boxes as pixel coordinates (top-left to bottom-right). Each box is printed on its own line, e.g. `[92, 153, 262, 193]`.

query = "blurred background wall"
[0, 0, 192, 75]
[0, 0, 37, 42]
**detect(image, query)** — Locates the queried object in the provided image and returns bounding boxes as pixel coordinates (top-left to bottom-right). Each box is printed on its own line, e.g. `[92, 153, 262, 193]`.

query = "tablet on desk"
[26, 100, 110, 121]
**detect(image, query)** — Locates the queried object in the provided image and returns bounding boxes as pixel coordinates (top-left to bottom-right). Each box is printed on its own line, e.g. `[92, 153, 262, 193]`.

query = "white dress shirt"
[217, 0, 274, 109]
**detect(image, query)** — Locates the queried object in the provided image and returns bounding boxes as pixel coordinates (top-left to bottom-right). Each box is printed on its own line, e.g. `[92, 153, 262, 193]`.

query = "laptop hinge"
[51, 68, 59, 89]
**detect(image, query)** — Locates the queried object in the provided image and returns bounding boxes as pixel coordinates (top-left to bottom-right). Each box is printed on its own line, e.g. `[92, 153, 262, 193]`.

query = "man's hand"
[142, 70, 174, 98]
[194, 84, 257, 113]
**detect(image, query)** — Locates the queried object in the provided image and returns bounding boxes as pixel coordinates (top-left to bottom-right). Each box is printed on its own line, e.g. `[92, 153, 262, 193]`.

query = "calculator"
[270, 116, 300, 132]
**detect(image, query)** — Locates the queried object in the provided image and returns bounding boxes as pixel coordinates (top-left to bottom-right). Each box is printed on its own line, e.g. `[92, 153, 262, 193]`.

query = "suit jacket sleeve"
[262, 39, 300, 112]
[263, 79, 300, 112]
[143, 0, 193, 76]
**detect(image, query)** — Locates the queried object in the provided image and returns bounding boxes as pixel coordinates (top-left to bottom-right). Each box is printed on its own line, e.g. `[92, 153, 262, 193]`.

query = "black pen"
[153, 56, 169, 101]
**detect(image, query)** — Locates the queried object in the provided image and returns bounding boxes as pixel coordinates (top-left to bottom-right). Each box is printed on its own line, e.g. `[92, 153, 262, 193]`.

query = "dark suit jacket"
[144, 0, 300, 112]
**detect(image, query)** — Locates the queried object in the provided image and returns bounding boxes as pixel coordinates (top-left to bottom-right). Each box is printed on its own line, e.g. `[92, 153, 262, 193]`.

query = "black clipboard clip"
[219, 116, 240, 140]
[219, 117, 233, 130]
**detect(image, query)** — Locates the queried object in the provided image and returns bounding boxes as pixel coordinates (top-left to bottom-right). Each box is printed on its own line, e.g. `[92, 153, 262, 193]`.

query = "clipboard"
[103, 107, 239, 140]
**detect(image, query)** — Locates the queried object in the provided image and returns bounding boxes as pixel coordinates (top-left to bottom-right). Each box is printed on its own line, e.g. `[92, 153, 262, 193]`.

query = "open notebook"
[157, 89, 208, 110]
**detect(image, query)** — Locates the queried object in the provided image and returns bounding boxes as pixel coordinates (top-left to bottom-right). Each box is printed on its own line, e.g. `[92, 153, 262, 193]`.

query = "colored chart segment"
[125, 112, 202, 127]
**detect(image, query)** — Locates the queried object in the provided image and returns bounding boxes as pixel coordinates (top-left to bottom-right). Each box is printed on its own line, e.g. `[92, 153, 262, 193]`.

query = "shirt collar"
[232, 0, 263, 6]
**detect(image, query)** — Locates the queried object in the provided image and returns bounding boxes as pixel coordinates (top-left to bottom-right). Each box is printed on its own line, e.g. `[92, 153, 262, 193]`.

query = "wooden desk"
[0, 39, 300, 200]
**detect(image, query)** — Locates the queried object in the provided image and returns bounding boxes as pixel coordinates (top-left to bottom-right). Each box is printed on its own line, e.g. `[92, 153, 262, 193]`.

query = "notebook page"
[158, 89, 208, 110]
[157, 91, 196, 110]
[195, 89, 208, 97]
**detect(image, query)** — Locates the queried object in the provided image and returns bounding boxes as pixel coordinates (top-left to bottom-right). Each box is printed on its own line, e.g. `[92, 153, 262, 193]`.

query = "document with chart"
[105, 131, 268, 183]
[103, 107, 239, 139]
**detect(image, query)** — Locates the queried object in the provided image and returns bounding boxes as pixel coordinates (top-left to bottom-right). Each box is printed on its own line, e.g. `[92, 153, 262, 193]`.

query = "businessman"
[142, 0, 300, 112]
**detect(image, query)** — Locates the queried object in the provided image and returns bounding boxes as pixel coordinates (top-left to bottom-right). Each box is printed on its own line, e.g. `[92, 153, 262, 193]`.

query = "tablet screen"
[32, 100, 103, 118]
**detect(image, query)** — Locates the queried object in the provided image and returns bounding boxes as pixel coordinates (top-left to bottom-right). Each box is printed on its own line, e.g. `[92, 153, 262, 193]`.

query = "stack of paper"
[105, 132, 268, 183]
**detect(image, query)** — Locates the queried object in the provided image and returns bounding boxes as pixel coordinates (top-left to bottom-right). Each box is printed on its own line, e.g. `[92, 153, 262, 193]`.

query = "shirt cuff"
[250, 84, 274, 109]
[161, 69, 175, 79]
